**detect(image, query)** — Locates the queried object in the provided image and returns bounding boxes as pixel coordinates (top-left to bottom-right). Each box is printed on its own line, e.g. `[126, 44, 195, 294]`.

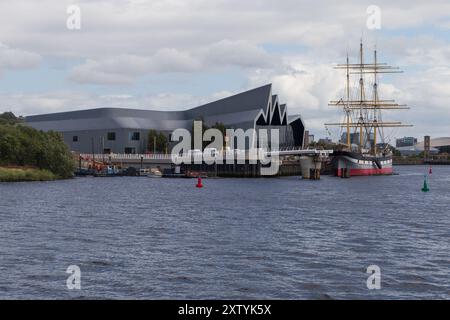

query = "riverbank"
[0, 167, 59, 182]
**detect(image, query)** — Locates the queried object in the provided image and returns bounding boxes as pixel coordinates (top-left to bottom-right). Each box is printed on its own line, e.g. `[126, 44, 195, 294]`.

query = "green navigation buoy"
[421, 175, 430, 192]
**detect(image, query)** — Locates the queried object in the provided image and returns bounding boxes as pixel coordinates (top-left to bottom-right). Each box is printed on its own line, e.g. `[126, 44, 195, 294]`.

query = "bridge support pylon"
[300, 156, 322, 180]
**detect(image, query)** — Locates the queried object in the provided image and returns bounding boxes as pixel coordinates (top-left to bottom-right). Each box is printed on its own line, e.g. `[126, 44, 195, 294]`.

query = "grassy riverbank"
[0, 167, 58, 182]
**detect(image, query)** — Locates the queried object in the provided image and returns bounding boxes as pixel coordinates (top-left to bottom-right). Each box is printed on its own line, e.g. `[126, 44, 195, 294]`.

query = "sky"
[0, 0, 449, 143]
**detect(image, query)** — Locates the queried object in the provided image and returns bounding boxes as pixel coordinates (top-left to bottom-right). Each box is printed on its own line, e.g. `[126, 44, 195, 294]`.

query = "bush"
[0, 119, 74, 179]
[0, 167, 57, 182]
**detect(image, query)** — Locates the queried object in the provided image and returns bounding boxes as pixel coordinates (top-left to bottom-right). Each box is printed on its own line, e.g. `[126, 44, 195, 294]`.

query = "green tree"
[389, 146, 401, 157]
[147, 130, 158, 152]
[156, 132, 168, 153]
[189, 120, 228, 150]
[0, 122, 74, 178]
[147, 130, 168, 153]
[0, 112, 22, 125]
[309, 140, 336, 150]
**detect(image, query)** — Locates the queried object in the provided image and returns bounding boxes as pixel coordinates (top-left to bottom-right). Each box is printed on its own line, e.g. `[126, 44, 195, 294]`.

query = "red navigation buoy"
[196, 177, 203, 188]
[429, 166, 433, 175]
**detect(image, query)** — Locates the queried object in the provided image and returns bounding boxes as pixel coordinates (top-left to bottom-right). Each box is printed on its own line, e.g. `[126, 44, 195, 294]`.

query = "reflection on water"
[0, 166, 449, 299]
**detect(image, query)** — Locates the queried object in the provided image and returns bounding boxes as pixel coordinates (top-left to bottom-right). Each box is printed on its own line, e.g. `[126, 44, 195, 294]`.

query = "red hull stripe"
[337, 167, 393, 177]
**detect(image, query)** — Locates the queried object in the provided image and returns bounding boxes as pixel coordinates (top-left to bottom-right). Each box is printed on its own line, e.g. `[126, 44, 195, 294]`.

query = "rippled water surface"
[0, 165, 449, 299]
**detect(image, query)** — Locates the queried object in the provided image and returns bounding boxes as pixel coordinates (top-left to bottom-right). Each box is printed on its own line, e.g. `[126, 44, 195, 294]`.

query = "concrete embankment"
[393, 157, 450, 165]
[393, 157, 424, 165]
[183, 159, 309, 178]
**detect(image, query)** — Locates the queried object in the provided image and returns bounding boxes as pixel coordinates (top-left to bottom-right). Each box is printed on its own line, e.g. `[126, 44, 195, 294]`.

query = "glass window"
[107, 132, 116, 141]
[73, 136, 78, 142]
[124, 147, 136, 154]
[130, 132, 140, 141]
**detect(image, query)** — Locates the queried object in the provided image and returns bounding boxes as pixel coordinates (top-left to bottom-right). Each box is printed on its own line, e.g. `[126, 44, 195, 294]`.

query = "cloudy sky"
[0, 0, 449, 142]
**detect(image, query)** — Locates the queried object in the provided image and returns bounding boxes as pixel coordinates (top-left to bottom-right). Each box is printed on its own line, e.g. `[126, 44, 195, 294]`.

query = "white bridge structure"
[80, 148, 332, 161]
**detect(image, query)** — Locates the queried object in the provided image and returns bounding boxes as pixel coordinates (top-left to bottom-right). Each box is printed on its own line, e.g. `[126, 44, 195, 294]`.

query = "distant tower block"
[304, 130, 310, 148]
[424, 136, 431, 159]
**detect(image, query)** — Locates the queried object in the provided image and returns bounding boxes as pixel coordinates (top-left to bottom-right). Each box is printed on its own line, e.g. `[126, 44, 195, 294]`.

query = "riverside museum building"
[25, 84, 306, 154]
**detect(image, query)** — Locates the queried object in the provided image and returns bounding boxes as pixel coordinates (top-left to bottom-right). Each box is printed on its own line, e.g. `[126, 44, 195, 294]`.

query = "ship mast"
[373, 48, 379, 155]
[327, 40, 412, 155]
[346, 54, 351, 147]
[358, 41, 365, 150]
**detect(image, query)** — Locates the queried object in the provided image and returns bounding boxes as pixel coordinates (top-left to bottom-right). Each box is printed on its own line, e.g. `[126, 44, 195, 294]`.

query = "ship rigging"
[325, 41, 413, 177]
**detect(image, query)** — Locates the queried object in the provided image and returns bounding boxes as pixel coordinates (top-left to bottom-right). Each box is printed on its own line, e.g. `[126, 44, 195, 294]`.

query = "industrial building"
[25, 84, 306, 154]
[396, 137, 450, 156]
[396, 136, 418, 148]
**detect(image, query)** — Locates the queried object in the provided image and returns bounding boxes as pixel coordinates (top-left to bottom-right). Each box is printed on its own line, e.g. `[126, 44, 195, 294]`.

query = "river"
[0, 165, 449, 299]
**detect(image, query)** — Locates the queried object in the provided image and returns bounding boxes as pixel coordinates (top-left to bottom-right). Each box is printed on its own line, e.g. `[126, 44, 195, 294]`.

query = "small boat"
[148, 169, 163, 178]
[93, 165, 122, 177]
[139, 168, 150, 176]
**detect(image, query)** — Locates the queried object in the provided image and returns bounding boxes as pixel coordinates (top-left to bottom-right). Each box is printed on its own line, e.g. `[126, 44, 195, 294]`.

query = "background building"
[340, 132, 360, 145]
[340, 132, 375, 149]
[303, 130, 315, 146]
[415, 137, 450, 154]
[318, 137, 333, 145]
[396, 136, 450, 156]
[396, 136, 418, 148]
[26, 84, 306, 154]
[308, 133, 315, 144]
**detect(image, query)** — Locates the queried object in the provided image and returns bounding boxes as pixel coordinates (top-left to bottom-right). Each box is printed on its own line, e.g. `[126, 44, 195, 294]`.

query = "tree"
[147, 130, 168, 153]
[389, 146, 401, 157]
[0, 112, 16, 120]
[189, 120, 228, 150]
[309, 140, 336, 150]
[0, 112, 22, 125]
[0, 122, 74, 178]
[156, 132, 168, 153]
[147, 130, 157, 153]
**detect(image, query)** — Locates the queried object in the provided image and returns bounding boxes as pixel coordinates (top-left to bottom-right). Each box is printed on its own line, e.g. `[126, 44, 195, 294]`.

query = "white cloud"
[68, 40, 275, 84]
[0, 42, 41, 70]
[203, 40, 275, 68]
[244, 45, 450, 139]
[0, 90, 221, 116]
[1, 0, 449, 57]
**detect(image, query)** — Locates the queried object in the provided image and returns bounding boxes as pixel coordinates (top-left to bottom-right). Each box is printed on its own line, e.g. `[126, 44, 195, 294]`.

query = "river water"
[0, 165, 448, 299]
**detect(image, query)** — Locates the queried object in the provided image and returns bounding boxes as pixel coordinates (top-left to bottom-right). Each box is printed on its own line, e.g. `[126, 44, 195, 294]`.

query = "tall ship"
[325, 41, 412, 177]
